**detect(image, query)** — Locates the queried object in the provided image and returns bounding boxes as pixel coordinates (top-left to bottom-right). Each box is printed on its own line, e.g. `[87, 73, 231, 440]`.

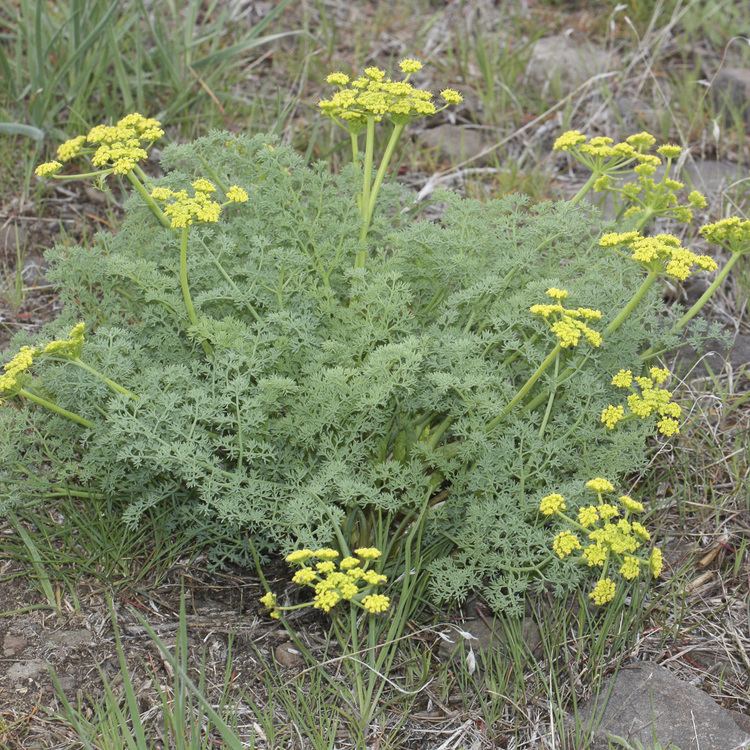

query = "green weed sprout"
[319, 60, 462, 266]
[539, 477, 663, 606]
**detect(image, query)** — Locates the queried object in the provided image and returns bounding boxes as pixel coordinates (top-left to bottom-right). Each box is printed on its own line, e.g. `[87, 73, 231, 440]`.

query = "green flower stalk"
[553, 130, 661, 206]
[554, 131, 708, 234]
[149, 181, 250, 358]
[319, 60, 463, 268]
[487, 288, 602, 430]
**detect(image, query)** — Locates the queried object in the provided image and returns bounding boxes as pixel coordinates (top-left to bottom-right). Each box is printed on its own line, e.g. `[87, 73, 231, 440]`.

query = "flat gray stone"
[579, 662, 750, 750]
[2, 633, 27, 657]
[421, 124, 489, 162]
[682, 160, 746, 196]
[526, 34, 616, 91]
[712, 68, 750, 123]
[674, 334, 750, 380]
[46, 628, 95, 650]
[5, 659, 47, 683]
[438, 614, 542, 664]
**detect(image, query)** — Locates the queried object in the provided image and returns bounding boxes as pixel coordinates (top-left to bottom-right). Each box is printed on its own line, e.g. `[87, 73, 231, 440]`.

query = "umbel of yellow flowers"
[259, 546, 390, 619]
[320, 59, 462, 128]
[601, 367, 682, 437]
[539, 478, 663, 606]
[530, 287, 603, 349]
[150, 180, 248, 229]
[35, 113, 164, 177]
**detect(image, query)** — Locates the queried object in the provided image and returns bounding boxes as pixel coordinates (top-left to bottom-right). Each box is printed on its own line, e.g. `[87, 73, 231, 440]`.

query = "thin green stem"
[132, 164, 153, 189]
[18, 388, 94, 428]
[539, 350, 560, 437]
[125, 171, 170, 228]
[603, 270, 660, 337]
[486, 343, 562, 432]
[52, 169, 112, 180]
[350, 131, 360, 165]
[359, 117, 375, 242]
[69, 359, 138, 399]
[672, 252, 742, 334]
[640, 253, 743, 361]
[522, 271, 661, 415]
[179, 228, 213, 358]
[569, 171, 600, 206]
[363, 122, 406, 232]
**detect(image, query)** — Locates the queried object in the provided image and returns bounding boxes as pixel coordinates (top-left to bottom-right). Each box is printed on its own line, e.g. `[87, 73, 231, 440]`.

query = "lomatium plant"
[4, 62, 747, 630]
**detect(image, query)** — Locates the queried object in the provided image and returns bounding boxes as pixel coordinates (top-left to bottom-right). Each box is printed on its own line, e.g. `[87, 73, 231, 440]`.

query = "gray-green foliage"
[0, 133, 684, 612]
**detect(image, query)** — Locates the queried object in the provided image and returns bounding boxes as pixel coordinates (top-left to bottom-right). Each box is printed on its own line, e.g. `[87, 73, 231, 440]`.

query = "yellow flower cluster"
[539, 477, 662, 605]
[539, 493, 566, 516]
[150, 179, 247, 229]
[0, 346, 36, 400]
[259, 547, 390, 619]
[530, 288, 602, 349]
[1, 322, 92, 402]
[601, 367, 681, 437]
[700, 217, 750, 254]
[35, 113, 164, 178]
[618, 166, 707, 225]
[43, 322, 85, 359]
[599, 231, 717, 281]
[319, 61, 461, 127]
[553, 130, 661, 173]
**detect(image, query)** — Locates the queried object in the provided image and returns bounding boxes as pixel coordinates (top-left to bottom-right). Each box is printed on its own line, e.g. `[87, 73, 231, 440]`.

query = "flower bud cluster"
[259, 546, 391, 619]
[553, 130, 661, 173]
[319, 60, 462, 129]
[599, 231, 717, 281]
[601, 367, 681, 437]
[150, 179, 248, 229]
[35, 113, 164, 177]
[700, 217, 750, 254]
[539, 477, 662, 606]
[529, 288, 602, 349]
[0, 322, 87, 402]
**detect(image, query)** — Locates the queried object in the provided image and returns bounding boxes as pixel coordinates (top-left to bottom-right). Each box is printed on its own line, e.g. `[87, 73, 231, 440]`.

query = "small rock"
[438, 614, 542, 664]
[674, 334, 750, 380]
[274, 642, 303, 668]
[712, 67, 750, 124]
[6, 659, 47, 683]
[578, 661, 750, 750]
[47, 629, 95, 650]
[683, 160, 745, 196]
[2, 633, 28, 657]
[526, 34, 616, 92]
[421, 124, 490, 162]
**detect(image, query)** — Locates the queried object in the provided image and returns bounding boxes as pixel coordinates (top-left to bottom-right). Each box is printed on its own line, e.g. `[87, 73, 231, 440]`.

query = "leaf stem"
[487, 343, 562, 432]
[179, 228, 213, 358]
[126, 170, 170, 228]
[17, 388, 94, 428]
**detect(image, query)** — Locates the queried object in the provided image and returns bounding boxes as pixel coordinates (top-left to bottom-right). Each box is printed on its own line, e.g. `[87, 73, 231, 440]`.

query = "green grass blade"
[0, 122, 45, 140]
[8, 513, 57, 609]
